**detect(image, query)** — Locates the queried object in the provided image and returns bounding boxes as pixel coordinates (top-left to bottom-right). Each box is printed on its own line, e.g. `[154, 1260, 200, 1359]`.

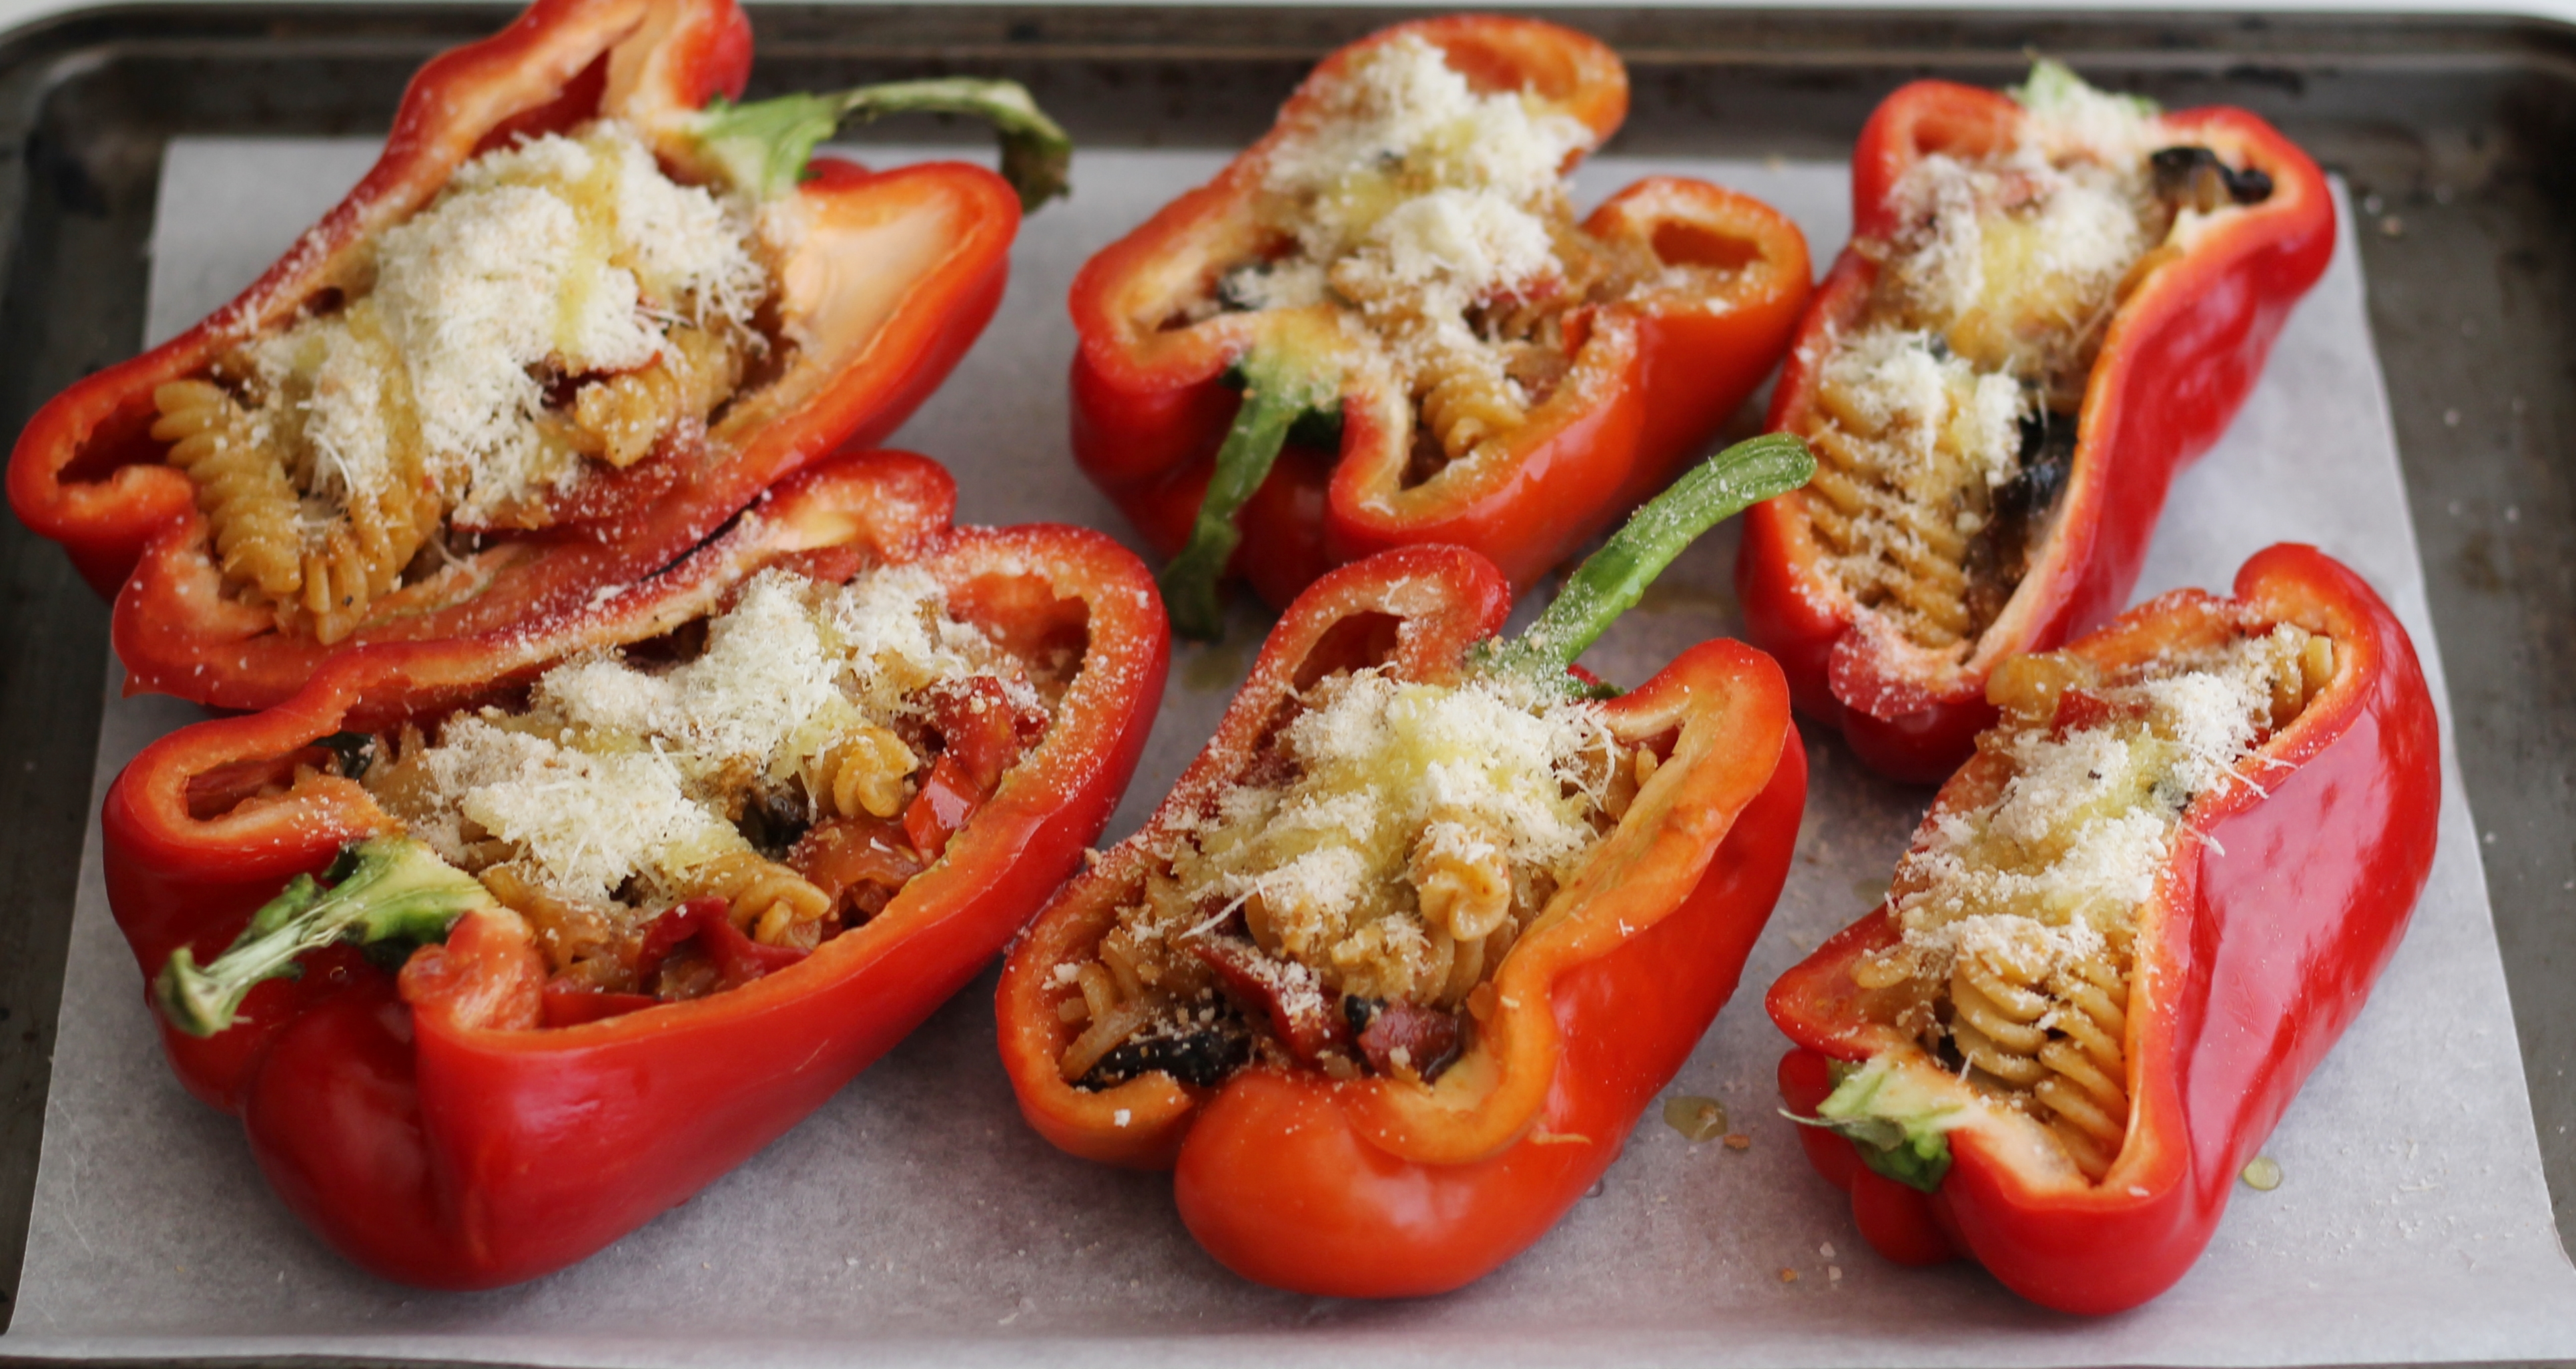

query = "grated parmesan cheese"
[368, 565, 1035, 905]
[1227, 33, 1595, 366]
[1159, 664, 1615, 999]
[242, 120, 766, 524]
[1818, 326, 2025, 488]
[397, 717, 743, 902]
[1892, 624, 2310, 973]
[1265, 33, 1592, 256]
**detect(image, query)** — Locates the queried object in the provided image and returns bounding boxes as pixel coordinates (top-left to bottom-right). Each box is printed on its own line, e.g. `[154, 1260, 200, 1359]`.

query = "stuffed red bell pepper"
[998, 435, 1813, 1296]
[103, 450, 1167, 1290]
[1736, 61, 2335, 782]
[1068, 16, 1813, 636]
[9, 0, 1072, 711]
[1767, 542, 2437, 1314]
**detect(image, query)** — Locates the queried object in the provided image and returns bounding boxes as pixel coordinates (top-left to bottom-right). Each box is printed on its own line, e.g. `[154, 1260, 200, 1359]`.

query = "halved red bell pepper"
[100, 450, 1169, 1290]
[1068, 16, 1811, 634]
[1767, 542, 2439, 1314]
[1736, 73, 2336, 782]
[998, 437, 1814, 1296]
[8, 0, 1044, 712]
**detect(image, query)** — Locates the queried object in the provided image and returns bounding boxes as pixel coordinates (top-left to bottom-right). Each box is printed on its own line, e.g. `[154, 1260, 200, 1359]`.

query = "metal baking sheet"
[0, 7, 2572, 1366]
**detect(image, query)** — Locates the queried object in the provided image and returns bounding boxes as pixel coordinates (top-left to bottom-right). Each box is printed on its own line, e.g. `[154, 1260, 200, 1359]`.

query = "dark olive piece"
[1080, 1021, 1253, 1090]
[1343, 993, 1382, 1036]
[2152, 145, 2274, 213]
[314, 730, 376, 780]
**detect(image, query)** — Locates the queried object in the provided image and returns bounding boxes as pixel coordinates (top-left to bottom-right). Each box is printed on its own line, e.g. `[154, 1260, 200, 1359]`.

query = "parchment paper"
[2, 137, 2571, 1366]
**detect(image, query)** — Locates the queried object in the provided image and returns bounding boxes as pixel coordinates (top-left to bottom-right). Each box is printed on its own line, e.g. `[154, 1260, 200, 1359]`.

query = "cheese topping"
[1885, 622, 2321, 994]
[390, 719, 744, 903]
[1204, 33, 1667, 478]
[1054, 660, 1647, 1091]
[1175, 666, 1612, 984]
[239, 120, 767, 523]
[1260, 32, 1592, 307]
[1796, 65, 2221, 661]
[1817, 326, 2026, 488]
[366, 566, 1034, 907]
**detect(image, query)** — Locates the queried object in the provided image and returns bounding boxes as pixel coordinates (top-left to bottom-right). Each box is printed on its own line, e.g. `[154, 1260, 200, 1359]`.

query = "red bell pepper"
[1767, 542, 2439, 1314]
[1068, 15, 1812, 636]
[1736, 68, 2336, 782]
[997, 436, 1815, 1296]
[9, 0, 1070, 712]
[99, 450, 1169, 1290]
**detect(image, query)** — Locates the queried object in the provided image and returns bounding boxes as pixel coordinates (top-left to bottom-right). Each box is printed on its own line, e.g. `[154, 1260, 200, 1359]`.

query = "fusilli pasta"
[570, 325, 745, 468]
[151, 380, 305, 604]
[1053, 666, 1653, 1087]
[679, 847, 836, 951]
[1874, 614, 2342, 1182]
[802, 725, 920, 821]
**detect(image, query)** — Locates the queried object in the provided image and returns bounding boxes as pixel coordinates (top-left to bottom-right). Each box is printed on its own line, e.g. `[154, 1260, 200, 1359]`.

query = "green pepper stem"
[688, 78, 1072, 210]
[153, 834, 497, 1038]
[1159, 346, 1341, 640]
[1474, 432, 1815, 689]
[1778, 1055, 1965, 1194]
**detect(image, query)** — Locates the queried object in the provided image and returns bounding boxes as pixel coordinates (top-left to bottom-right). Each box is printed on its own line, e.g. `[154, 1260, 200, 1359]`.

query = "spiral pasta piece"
[681, 847, 835, 950]
[2260, 630, 2337, 732]
[805, 725, 920, 820]
[1058, 929, 1161, 1081]
[1411, 817, 1512, 943]
[1948, 945, 2052, 1087]
[153, 381, 306, 604]
[571, 325, 745, 467]
[1415, 348, 1524, 462]
[1799, 366, 1995, 652]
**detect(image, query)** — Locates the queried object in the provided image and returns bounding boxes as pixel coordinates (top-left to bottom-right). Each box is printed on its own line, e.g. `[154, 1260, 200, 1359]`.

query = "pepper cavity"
[1787, 66, 2284, 668]
[152, 118, 779, 645]
[157, 562, 1067, 1034]
[1054, 436, 1813, 1095]
[1825, 608, 2338, 1184]
[1140, 28, 1800, 636]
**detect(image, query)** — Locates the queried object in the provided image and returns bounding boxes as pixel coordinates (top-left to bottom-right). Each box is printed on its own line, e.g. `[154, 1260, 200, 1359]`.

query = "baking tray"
[0, 1, 2569, 1357]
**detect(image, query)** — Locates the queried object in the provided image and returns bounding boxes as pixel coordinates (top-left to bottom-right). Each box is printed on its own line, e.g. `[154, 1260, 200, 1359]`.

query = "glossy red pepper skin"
[99, 452, 1170, 1290]
[996, 545, 1807, 1296]
[8, 0, 1019, 713]
[1736, 80, 2336, 782]
[1766, 544, 2439, 1314]
[1067, 17, 1812, 609]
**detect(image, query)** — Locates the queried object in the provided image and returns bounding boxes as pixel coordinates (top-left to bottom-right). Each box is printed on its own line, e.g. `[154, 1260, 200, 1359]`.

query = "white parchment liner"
[2, 139, 2570, 1366]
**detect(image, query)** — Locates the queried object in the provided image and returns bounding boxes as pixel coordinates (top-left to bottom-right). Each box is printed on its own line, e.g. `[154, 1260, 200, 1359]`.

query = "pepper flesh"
[9, 0, 1026, 712]
[1736, 75, 2336, 782]
[100, 451, 1169, 1289]
[1766, 543, 2439, 1314]
[996, 441, 1812, 1296]
[1068, 15, 1812, 624]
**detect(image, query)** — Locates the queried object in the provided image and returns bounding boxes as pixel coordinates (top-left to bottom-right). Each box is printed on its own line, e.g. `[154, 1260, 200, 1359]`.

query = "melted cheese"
[1169, 666, 1612, 986]
[374, 566, 1032, 903]
[1877, 77, 2160, 378]
[1239, 33, 1591, 322]
[248, 120, 765, 522]
[401, 717, 744, 902]
[1893, 624, 2306, 969]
